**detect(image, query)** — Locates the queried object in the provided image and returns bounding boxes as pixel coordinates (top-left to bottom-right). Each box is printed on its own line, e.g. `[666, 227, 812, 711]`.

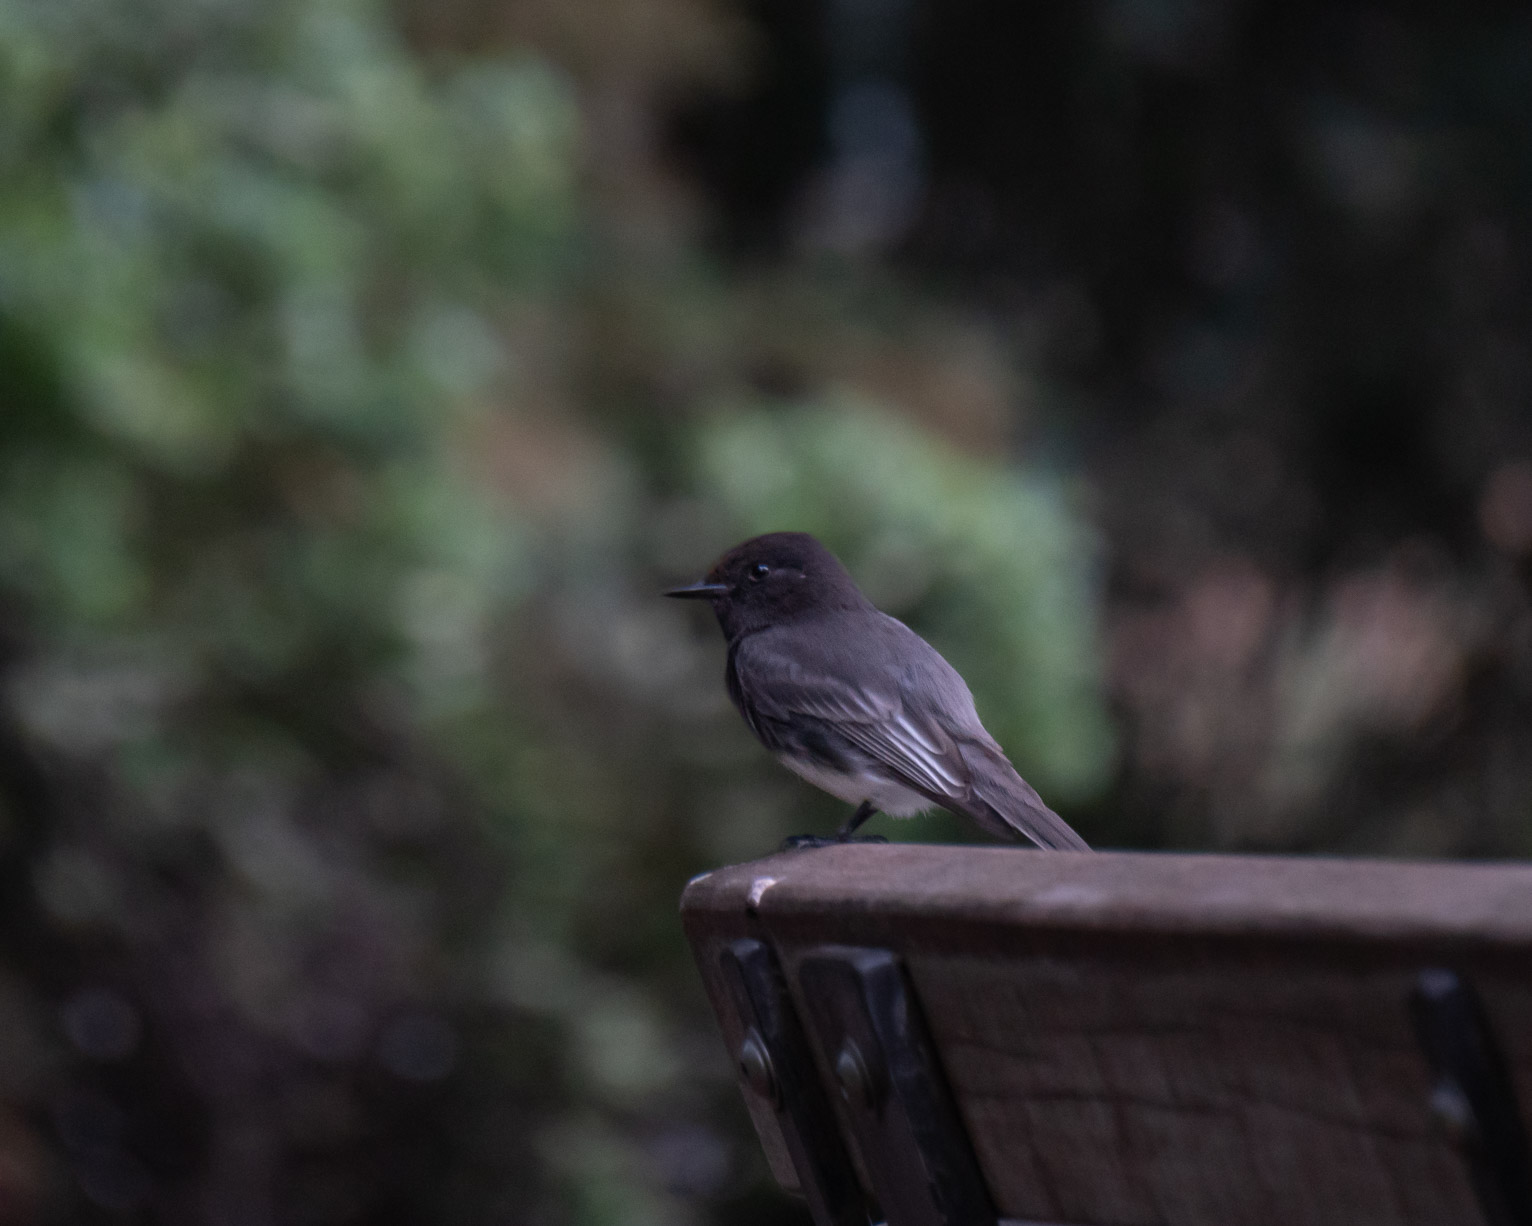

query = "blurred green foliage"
[0, 0, 1110, 1221]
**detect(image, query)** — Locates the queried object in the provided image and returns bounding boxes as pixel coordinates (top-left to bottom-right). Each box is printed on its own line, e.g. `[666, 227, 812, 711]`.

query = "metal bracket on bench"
[720, 938, 871, 1226]
[1410, 968, 1532, 1226]
[798, 946, 998, 1226]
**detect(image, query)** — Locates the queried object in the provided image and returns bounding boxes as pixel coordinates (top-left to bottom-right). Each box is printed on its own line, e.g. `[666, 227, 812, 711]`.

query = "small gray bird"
[666, 531, 1090, 850]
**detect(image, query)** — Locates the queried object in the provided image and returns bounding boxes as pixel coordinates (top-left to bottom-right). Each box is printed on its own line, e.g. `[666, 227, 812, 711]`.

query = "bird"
[665, 531, 1090, 851]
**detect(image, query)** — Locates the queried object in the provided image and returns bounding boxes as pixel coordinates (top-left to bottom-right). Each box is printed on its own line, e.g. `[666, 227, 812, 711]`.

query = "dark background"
[2, 0, 1531, 1221]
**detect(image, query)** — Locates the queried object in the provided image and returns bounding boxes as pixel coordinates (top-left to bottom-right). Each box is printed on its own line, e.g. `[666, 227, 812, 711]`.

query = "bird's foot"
[780, 832, 889, 851]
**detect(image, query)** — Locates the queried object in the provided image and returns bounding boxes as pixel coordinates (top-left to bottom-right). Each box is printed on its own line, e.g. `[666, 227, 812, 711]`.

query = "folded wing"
[731, 624, 1089, 851]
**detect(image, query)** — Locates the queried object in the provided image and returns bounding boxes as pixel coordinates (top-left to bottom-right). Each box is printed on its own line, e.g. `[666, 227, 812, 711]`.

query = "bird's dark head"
[664, 531, 869, 639]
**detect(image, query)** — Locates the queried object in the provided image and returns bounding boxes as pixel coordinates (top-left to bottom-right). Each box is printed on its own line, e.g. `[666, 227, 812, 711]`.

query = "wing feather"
[732, 632, 973, 801]
[729, 617, 1090, 851]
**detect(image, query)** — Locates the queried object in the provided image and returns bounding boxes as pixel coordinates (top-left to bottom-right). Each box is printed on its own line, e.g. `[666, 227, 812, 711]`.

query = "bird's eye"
[749, 563, 770, 581]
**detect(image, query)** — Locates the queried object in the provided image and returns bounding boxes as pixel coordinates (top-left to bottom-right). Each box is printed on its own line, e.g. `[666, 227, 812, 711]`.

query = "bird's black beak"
[664, 581, 730, 600]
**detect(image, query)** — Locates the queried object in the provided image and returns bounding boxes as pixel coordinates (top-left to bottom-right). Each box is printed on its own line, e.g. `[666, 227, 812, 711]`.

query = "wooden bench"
[681, 844, 1532, 1226]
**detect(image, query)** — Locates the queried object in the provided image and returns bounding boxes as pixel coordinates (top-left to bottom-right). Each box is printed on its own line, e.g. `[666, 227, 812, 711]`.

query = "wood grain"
[683, 846, 1532, 1225]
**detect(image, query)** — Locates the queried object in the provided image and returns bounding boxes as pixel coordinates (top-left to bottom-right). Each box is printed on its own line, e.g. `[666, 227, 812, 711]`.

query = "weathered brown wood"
[682, 845, 1532, 1226]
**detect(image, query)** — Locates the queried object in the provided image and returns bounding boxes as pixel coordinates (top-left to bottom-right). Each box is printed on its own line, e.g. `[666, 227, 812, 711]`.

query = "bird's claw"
[780, 833, 890, 851]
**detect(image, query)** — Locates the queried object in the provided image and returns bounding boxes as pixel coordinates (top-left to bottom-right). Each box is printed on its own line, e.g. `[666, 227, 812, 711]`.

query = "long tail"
[957, 741, 1091, 851]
